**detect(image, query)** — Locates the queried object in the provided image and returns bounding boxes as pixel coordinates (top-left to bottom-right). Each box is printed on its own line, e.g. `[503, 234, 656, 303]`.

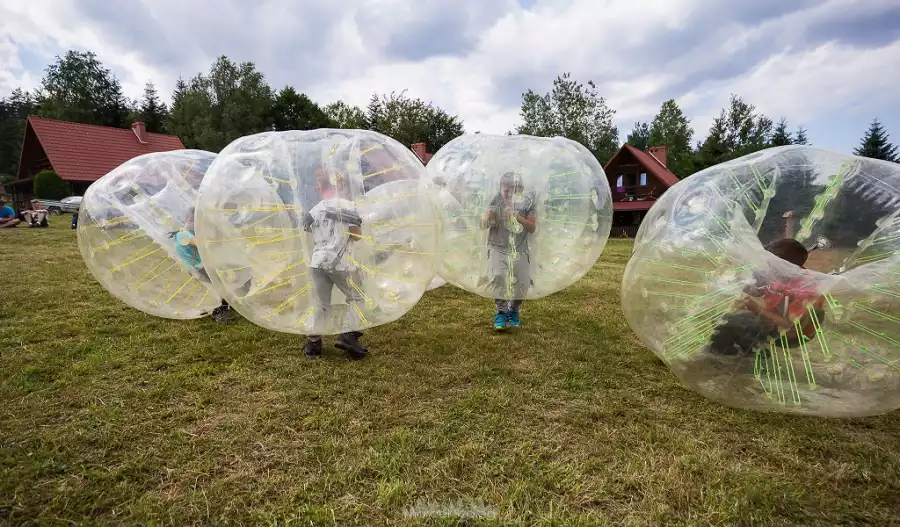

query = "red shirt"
[761, 270, 821, 338]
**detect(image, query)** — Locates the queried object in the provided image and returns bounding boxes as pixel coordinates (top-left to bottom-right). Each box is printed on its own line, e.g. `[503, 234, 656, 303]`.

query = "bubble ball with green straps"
[193, 129, 442, 336]
[426, 134, 613, 301]
[77, 150, 221, 319]
[622, 145, 900, 417]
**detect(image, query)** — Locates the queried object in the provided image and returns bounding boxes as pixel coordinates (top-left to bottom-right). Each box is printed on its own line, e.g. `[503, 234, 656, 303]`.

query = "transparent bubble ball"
[194, 129, 441, 335]
[426, 276, 446, 290]
[622, 145, 900, 417]
[77, 150, 221, 319]
[427, 134, 612, 300]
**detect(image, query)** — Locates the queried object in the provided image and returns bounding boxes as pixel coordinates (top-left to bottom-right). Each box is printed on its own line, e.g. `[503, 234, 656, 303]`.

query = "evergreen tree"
[364, 93, 383, 132]
[626, 121, 650, 151]
[0, 89, 34, 180]
[770, 117, 792, 146]
[794, 125, 809, 145]
[272, 87, 334, 131]
[139, 81, 168, 133]
[648, 99, 695, 177]
[853, 118, 898, 162]
[166, 57, 274, 152]
[693, 94, 772, 170]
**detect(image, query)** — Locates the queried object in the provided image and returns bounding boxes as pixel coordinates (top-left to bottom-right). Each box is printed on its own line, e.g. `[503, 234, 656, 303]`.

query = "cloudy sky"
[1, 0, 899, 154]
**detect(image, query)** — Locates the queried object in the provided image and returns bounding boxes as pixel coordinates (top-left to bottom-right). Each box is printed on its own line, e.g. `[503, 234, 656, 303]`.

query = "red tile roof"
[606, 144, 680, 188]
[23, 116, 185, 182]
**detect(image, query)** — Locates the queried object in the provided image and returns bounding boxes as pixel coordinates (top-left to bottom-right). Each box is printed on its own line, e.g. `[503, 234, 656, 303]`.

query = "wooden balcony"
[612, 185, 658, 202]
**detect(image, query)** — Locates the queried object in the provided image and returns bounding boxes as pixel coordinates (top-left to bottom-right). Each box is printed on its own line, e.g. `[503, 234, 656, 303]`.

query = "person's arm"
[480, 208, 496, 229]
[514, 211, 536, 233]
[735, 297, 794, 329]
[176, 231, 198, 247]
[737, 296, 826, 331]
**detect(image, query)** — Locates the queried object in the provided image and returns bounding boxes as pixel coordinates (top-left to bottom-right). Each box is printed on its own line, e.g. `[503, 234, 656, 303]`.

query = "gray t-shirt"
[487, 192, 536, 254]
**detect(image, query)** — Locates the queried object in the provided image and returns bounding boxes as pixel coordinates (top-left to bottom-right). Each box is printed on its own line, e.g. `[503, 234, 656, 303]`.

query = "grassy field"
[2, 219, 900, 526]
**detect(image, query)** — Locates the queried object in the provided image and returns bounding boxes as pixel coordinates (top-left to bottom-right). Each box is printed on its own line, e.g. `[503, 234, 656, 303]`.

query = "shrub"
[33, 170, 71, 200]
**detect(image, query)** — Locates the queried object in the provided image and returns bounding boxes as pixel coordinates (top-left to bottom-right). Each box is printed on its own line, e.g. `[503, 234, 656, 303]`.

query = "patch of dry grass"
[1, 219, 899, 526]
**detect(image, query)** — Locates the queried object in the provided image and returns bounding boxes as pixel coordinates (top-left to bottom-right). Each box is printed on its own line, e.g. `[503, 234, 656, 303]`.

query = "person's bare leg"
[0, 219, 22, 228]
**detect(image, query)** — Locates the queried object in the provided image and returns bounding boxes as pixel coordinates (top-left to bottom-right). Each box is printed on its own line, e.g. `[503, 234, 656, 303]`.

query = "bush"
[33, 170, 71, 200]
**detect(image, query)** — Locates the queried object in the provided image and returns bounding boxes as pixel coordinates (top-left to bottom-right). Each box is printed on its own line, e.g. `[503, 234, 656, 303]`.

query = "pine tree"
[794, 125, 809, 145]
[139, 81, 168, 133]
[626, 121, 650, 151]
[770, 117, 792, 146]
[853, 118, 898, 162]
[364, 93, 383, 132]
[648, 99, 694, 177]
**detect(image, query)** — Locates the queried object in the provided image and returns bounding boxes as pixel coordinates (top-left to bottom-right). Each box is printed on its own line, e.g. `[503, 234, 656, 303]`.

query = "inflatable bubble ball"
[427, 276, 447, 290]
[622, 145, 900, 417]
[194, 129, 441, 336]
[426, 134, 612, 301]
[77, 150, 222, 319]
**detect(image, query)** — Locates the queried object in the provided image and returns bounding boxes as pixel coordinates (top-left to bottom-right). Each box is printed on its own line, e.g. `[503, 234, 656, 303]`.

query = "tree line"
[1, 51, 897, 185]
[0, 51, 466, 183]
[516, 73, 898, 178]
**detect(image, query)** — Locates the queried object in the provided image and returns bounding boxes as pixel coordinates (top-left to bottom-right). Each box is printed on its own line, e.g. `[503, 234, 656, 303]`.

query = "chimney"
[410, 142, 428, 162]
[648, 145, 667, 167]
[783, 211, 796, 238]
[132, 122, 148, 144]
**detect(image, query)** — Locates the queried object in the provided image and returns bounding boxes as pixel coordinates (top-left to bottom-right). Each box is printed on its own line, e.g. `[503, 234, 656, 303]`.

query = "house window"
[639, 172, 647, 186]
[616, 175, 623, 188]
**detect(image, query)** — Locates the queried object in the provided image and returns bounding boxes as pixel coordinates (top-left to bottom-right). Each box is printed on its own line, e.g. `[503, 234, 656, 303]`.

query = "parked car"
[60, 196, 82, 213]
[35, 196, 81, 215]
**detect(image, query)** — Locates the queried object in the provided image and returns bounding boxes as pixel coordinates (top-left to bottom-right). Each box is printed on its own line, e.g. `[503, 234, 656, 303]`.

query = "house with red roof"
[604, 144, 680, 237]
[410, 142, 433, 164]
[5, 116, 185, 207]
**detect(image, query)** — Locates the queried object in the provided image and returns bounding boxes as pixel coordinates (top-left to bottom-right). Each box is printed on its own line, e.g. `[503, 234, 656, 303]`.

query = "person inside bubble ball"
[300, 168, 368, 360]
[169, 213, 237, 324]
[480, 171, 537, 331]
[707, 238, 826, 358]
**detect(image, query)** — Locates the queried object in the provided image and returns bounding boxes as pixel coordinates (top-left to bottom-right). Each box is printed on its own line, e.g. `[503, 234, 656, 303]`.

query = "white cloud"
[681, 39, 900, 143]
[0, 0, 898, 150]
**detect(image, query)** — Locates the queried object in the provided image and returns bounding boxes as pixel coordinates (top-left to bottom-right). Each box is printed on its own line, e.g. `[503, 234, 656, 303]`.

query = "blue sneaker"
[507, 311, 521, 327]
[493, 312, 507, 331]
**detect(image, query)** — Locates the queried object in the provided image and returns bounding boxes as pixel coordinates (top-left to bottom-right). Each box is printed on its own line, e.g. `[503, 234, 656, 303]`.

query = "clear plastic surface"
[195, 130, 441, 335]
[77, 150, 221, 319]
[623, 146, 900, 416]
[427, 134, 612, 300]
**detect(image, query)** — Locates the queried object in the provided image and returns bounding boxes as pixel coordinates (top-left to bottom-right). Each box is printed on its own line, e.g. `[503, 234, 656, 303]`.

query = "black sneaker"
[335, 332, 367, 360]
[211, 305, 234, 323]
[303, 339, 323, 358]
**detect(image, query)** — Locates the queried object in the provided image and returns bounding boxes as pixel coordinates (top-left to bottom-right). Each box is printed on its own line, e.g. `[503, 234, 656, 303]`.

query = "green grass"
[2, 219, 900, 526]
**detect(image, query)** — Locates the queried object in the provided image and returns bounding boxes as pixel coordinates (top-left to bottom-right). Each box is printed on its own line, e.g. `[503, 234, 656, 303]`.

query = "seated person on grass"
[23, 199, 49, 228]
[0, 199, 22, 228]
[708, 238, 826, 358]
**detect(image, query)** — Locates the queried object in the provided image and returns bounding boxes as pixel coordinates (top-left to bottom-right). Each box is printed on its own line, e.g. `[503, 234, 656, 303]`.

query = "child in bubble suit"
[300, 168, 368, 360]
[169, 213, 239, 323]
[707, 238, 827, 357]
[480, 172, 537, 330]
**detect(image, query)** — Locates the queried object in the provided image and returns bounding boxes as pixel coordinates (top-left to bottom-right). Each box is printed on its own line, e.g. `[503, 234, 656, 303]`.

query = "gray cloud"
[803, 6, 900, 48]
[381, 11, 478, 61]
[4, 0, 899, 151]
[492, 0, 900, 122]
[71, 0, 348, 92]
